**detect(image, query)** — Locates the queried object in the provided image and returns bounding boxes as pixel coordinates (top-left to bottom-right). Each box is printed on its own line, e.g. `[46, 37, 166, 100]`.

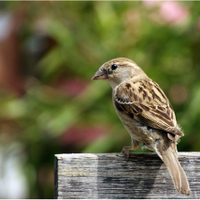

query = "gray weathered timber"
[54, 152, 200, 199]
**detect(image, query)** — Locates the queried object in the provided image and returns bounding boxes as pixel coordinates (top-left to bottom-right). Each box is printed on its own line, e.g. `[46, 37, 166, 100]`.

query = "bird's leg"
[121, 139, 139, 161]
[121, 146, 133, 161]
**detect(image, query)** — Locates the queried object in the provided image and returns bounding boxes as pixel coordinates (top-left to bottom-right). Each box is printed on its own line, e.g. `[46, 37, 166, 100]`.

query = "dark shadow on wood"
[54, 155, 58, 198]
[96, 153, 161, 199]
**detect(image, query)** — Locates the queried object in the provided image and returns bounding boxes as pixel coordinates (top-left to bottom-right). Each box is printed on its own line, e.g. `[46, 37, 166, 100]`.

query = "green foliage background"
[1, 1, 200, 198]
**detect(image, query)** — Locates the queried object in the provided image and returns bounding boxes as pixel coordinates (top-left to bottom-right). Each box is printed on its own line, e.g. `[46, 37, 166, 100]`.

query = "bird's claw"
[121, 146, 133, 161]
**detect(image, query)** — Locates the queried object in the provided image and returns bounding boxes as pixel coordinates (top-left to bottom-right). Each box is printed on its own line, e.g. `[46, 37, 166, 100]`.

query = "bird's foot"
[121, 146, 134, 161]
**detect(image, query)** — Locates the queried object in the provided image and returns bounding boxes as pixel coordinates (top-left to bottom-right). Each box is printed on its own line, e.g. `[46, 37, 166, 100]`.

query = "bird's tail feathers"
[154, 142, 190, 195]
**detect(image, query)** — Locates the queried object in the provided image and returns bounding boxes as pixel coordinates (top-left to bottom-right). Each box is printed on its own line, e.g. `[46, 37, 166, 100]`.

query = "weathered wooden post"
[54, 152, 200, 199]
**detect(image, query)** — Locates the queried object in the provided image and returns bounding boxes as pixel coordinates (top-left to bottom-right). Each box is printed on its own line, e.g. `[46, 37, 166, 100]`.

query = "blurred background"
[0, 1, 200, 198]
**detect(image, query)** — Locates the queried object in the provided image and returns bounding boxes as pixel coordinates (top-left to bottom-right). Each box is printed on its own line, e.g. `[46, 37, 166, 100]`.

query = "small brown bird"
[92, 57, 190, 195]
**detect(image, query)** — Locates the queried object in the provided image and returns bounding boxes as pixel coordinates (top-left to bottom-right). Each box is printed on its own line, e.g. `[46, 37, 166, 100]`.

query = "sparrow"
[91, 57, 190, 195]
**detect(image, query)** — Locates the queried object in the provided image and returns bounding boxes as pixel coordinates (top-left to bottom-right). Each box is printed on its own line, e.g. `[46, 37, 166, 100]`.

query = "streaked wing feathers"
[114, 79, 183, 136]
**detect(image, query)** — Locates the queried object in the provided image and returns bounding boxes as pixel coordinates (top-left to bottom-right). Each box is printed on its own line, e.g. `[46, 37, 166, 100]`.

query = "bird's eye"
[111, 64, 118, 70]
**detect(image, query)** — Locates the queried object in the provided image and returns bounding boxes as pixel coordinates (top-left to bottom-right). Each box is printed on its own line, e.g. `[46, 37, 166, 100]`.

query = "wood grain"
[54, 152, 200, 199]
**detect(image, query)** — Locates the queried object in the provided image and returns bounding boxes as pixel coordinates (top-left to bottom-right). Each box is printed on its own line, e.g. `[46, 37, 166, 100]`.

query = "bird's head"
[91, 57, 146, 88]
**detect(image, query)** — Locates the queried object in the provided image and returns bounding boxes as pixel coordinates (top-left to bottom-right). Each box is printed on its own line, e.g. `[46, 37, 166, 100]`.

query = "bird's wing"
[114, 79, 183, 136]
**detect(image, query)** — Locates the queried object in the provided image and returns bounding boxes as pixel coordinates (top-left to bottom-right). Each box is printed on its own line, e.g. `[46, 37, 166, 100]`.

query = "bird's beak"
[91, 68, 108, 80]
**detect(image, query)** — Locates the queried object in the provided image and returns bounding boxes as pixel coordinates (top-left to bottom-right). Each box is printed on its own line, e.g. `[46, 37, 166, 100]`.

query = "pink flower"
[159, 1, 189, 25]
[56, 78, 88, 97]
[143, 1, 190, 26]
[60, 125, 108, 145]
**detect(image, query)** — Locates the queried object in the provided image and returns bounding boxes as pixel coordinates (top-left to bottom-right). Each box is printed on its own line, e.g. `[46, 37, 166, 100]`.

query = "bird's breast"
[113, 101, 155, 145]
